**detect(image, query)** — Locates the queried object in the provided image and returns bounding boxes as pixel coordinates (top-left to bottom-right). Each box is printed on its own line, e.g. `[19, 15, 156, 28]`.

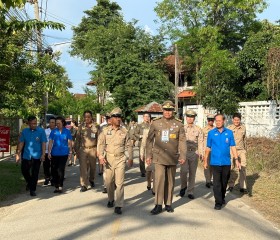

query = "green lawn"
[0, 161, 25, 201]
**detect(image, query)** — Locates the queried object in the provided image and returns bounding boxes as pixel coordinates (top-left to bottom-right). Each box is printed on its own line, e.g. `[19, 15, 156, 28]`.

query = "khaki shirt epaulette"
[152, 117, 162, 121]
[175, 117, 182, 122]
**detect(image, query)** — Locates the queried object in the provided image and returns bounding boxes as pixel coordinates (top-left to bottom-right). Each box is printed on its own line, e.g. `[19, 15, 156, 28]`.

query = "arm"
[97, 131, 106, 164]
[48, 139, 53, 159]
[133, 124, 141, 141]
[197, 128, 204, 157]
[74, 126, 82, 154]
[15, 142, 24, 164]
[203, 147, 211, 169]
[145, 124, 155, 166]
[178, 125, 187, 165]
[231, 146, 241, 170]
[126, 133, 133, 167]
[41, 142, 46, 161]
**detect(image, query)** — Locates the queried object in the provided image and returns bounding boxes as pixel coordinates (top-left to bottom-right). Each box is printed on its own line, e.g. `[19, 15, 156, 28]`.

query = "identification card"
[91, 133, 96, 139]
[161, 130, 169, 142]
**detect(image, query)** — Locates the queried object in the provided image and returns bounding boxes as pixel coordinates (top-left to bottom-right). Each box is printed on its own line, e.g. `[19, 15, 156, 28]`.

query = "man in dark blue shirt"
[16, 116, 47, 196]
[203, 114, 240, 210]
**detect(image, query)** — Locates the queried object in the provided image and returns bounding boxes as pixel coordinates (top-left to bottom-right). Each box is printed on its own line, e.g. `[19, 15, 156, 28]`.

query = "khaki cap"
[105, 112, 111, 118]
[207, 114, 215, 119]
[185, 109, 197, 117]
[110, 107, 122, 117]
[162, 100, 175, 110]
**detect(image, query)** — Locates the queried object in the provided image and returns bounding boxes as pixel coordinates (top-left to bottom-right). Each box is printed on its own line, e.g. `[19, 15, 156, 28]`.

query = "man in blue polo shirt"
[203, 114, 240, 210]
[16, 116, 47, 196]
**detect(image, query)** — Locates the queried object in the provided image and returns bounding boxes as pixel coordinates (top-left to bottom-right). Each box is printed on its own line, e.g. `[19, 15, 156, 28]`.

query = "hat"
[162, 100, 175, 110]
[110, 107, 122, 117]
[207, 114, 215, 120]
[105, 112, 111, 118]
[185, 109, 197, 117]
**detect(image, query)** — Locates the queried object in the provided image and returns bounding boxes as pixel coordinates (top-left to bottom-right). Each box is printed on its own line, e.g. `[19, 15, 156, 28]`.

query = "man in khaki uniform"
[133, 113, 151, 177]
[202, 114, 215, 188]
[146, 101, 187, 215]
[75, 110, 100, 192]
[227, 113, 248, 193]
[98, 108, 133, 215]
[180, 110, 203, 199]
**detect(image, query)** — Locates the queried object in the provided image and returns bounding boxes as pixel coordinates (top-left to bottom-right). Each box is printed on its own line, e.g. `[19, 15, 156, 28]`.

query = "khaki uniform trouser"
[154, 163, 176, 206]
[105, 153, 126, 208]
[228, 150, 247, 189]
[204, 156, 213, 183]
[180, 151, 198, 195]
[79, 147, 97, 187]
[145, 161, 155, 189]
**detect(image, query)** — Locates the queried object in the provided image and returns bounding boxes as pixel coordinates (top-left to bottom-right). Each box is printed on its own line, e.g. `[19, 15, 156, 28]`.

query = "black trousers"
[43, 153, 53, 180]
[52, 155, 68, 188]
[21, 159, 41, 192]
[211, 165, 231, 205]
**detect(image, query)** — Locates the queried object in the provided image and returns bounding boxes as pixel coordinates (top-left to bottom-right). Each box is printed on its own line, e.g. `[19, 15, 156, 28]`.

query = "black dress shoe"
[222, 199, 226, 205]
[141, 173, 146, 177]
[165, 205, 174, 213]
[151, 205, 162, 215]
[240, 188, 248, 194]
[114, 207, 122, 215]
[107, 200, 115, 208]
[214, 204, 222, 210]
[102, 188, 107, 193]
[188, 194, 195, 200]
[227, 187, 233, 192]
[205, 182, 211, 188]
[147, 186, 151, 191]
[80, 186, 87, 192]
[152, 191, 155, 195]
[90, 181, 95, 188]
[179, 187, 187, 197]
[30, 191, 36, 196]
[54, 188, 59, 193]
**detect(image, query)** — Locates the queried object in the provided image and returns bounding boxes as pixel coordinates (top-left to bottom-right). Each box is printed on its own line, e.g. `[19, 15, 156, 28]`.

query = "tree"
[71, 0, 173, 119]
[237, 20, 280, 100]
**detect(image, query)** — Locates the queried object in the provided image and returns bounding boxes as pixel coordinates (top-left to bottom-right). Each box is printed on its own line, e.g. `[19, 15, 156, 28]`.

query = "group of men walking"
[15, 100, 248, 215]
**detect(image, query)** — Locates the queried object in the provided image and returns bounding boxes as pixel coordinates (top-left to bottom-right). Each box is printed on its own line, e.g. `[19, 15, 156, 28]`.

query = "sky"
[24, 0, 280, 94]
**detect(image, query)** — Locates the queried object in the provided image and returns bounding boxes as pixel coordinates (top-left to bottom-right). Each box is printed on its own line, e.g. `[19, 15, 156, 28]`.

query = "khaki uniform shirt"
[202, 125, 215, 153]
[97, 125, 133, 160]
[133, 122, 150, 143]
[146, 117, 187, 165]
[185, 124, 203, 155]
[74, 122, 100, 152]
[227, 124, 246, 150]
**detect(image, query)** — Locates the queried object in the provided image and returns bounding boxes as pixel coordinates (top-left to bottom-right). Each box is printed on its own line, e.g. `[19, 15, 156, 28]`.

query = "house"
[135, 102, 163, 123]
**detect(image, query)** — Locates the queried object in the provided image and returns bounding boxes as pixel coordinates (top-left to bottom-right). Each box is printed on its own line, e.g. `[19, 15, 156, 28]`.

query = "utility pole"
[174, 44, 179, 116]
[33, 0, 48, 127]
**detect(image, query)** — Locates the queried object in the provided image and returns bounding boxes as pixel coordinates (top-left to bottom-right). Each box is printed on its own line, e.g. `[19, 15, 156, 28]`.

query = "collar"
[214, 127, 226, 133]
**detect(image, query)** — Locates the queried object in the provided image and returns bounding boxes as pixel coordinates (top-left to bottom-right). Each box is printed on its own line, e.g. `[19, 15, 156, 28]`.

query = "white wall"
[183, 101, 280, 139]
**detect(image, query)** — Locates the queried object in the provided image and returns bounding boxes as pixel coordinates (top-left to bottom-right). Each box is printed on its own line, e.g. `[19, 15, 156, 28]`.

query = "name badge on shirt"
[91, 133, 96, 139]
[161, 130, 169, 142]
[170, 134, 176, 139]
[225, 138, 229, 143]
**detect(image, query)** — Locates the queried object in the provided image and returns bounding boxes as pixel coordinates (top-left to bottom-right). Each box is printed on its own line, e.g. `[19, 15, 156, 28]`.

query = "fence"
[183, 101, 280, 139]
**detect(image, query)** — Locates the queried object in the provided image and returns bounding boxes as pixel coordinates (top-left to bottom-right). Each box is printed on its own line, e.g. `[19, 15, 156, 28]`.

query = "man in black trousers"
[203, 114, 240, 210]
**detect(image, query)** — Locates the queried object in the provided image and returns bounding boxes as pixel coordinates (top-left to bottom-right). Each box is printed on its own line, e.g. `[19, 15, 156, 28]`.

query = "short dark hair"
[49, 116, 56, 122]
[27, 116, 37, 122]
[232, 113, 241, 120]
[215, 113, 225, 120]
[72, 120, 78, 127]
[56, 116, 66, 126]
[83, 110, 93, 117]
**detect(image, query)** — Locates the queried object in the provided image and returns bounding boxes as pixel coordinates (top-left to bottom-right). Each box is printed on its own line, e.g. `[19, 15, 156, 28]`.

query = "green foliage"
[71, 0, 172, 120]
[0, 0, 26, 9]
[48, 88, 102, 118]
[196, 49, 241, 114]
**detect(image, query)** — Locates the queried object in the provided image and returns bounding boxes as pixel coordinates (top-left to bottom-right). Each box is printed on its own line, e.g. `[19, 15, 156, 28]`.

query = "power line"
[40, 8, 76, 27]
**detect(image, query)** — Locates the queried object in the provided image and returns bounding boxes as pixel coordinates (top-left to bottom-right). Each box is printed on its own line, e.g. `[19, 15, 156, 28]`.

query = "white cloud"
[144, 25, 154, 35]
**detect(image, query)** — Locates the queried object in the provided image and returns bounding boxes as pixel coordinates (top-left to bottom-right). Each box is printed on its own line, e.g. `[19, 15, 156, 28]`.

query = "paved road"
[1, 149, 279, 240]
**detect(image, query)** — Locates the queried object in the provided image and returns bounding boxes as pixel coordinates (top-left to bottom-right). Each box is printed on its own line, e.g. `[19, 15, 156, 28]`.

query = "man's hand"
[203, 156, 208, 169]
[235, 159, 241, 170]
[146, 158, 152, 166]
[99, 156, 107, 164]
[48, 153, 52, 160]
[178, 159, 185, 165]
[127, 159, 133, 167]
[15, 153, 21, 164]
[40, 154, 45, 162]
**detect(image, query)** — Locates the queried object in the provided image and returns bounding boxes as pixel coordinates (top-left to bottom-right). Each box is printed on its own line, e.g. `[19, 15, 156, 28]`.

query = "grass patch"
[0, 161, 25, 201]
[246, 137, 280, 228]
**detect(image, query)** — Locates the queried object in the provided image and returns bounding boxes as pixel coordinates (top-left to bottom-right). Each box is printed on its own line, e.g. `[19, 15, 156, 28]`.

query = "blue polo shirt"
[49, 128, 72, 156]
[20, 127, 47, 160]
[207, 127, 236, 166]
